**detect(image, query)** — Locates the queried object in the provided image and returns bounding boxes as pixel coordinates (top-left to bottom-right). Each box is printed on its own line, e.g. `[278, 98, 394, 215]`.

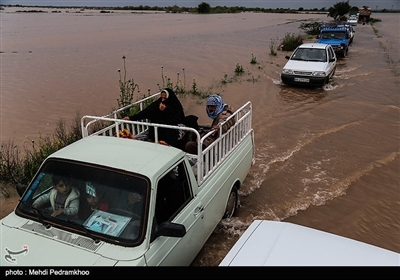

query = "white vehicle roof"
[48, 136, 184, 178]
[296, 42, 330, 50]
[220, 220, 400, 266]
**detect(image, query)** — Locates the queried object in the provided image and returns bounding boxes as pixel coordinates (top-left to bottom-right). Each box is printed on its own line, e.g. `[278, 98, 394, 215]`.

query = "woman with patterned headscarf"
[185, 94, 235, 154]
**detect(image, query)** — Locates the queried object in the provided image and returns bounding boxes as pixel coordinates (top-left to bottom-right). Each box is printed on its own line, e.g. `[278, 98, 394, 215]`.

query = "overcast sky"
[1, 0, 399, 10]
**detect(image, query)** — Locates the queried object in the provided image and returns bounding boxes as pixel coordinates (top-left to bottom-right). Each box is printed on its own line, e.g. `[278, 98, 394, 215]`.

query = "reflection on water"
[1, 9, 399, 266]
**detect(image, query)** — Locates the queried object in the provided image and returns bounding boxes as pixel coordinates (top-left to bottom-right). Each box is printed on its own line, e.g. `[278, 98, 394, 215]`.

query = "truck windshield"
[16, 158, 149, 246]
[321, 31, 345, 39]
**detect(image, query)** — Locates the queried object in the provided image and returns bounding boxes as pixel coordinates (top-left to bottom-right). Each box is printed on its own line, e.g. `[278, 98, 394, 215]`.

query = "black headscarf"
[129, 88, 185, 147]
[129, 88, 184, 124]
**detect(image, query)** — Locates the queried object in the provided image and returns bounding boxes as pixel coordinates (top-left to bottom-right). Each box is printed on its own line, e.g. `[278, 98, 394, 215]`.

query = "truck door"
[145, 160, 205, 266]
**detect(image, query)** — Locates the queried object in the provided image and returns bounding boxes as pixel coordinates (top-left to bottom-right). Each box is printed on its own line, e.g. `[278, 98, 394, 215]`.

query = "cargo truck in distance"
[358, 6, 372, 25]
[0, 92, 255, 266]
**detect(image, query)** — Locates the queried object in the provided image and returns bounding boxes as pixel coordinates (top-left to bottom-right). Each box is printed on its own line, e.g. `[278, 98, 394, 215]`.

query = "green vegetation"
[117, 56, 140, 116]
[0, 115, 82, 188]
[269, 38, 278, 56]
[250, 54, 257, 64]
[327, 1, 351, 21]
[234, 63, 244, 74]
[197, 2, 211, 14]
[369, 18, 382, 24]
[279, 33, 304, 52]
[299, 21, 322, 35]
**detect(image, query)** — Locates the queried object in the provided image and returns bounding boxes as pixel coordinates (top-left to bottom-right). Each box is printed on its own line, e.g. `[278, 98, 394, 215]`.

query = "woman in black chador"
[124, 88, 185, 147]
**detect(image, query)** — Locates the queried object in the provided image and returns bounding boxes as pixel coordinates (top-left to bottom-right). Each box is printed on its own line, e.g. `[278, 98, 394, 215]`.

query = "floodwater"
[1, 8, 399, 266]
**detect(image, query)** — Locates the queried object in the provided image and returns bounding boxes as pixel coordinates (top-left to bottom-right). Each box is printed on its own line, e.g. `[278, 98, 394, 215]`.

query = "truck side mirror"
[16, 183, 27, 197]
[150, 220, 186, 242]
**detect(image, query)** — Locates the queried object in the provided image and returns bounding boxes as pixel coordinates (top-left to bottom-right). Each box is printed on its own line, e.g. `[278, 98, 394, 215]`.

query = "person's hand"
[51, 208, 64, 217]
[159, 103, 166, 111]
[128, 192, 141, 204]
[31, 204, 39, 213]
[123, 116, 130, 120]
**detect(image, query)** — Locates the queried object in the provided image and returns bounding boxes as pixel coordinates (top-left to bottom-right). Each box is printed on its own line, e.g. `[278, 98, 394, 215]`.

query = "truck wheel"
[223, 186, 238, 219]
[342, 48, 348, 58]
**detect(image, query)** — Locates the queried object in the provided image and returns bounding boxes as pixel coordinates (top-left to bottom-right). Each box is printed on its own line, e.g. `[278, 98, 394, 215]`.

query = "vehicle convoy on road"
[281, 43, 337, 87]
[0, 92, 255, 266]
[220, 220, 400, 266]
[316, 23, 352, 58]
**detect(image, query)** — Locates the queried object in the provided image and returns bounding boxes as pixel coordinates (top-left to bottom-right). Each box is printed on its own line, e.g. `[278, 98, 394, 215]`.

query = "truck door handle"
[194, 205, 204, 217]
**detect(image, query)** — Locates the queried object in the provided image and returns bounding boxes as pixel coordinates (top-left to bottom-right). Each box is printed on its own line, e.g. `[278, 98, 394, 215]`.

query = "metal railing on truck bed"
[81, 92, 254, 185]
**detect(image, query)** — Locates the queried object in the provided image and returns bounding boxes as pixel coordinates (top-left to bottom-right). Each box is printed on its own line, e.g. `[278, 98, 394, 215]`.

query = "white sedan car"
[347, 15, 358, 26]
[220, 220, 400, 266]
[281, 43, 337, 87]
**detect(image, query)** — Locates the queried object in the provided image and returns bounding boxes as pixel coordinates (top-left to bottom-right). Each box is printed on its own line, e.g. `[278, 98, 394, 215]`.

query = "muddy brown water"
[1, 8, 399, 266]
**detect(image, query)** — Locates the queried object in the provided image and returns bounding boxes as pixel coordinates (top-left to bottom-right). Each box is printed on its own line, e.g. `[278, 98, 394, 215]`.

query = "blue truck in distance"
[316, 23, 351, 58]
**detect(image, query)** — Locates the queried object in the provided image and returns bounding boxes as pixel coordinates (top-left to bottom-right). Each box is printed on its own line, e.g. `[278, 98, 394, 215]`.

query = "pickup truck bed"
[81, 92, 255, 186]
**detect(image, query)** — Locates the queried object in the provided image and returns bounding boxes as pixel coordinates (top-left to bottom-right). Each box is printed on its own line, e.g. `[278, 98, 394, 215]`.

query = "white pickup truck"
[0, 92, 254, 266]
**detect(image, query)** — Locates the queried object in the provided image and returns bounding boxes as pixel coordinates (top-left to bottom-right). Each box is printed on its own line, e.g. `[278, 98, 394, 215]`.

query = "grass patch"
[280, 32, 304, 52]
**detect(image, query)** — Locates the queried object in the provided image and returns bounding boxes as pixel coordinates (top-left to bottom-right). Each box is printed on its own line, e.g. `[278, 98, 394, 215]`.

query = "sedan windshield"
[16, 158, 149, 246]
[291, 48, 327, 62]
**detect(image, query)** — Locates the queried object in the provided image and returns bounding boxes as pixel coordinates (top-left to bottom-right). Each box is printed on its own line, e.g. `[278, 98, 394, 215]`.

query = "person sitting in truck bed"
[123, 88, 185, 148]
[185, 94, 235, 154]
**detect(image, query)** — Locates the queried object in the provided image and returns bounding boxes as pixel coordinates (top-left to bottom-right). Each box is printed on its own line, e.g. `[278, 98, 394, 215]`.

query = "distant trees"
[198, 2, 211, 14]
[327, 0, 351, 21]
[349, 5, 359, 15]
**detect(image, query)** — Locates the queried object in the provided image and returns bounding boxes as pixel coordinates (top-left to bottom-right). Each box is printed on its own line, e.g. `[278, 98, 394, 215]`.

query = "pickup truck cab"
[0, 92, 254, 266]
[317, 23, 351, 58]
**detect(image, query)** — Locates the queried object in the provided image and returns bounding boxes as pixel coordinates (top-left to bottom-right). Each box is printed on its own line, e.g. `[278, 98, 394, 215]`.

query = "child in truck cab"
[79, 182, 109, 220]
[32, 175, 80, 218]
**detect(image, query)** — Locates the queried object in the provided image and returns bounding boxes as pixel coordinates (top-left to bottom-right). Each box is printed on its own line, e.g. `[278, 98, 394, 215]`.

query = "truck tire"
[223, 186, 238, 219]
[342, 48, 348, 58]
